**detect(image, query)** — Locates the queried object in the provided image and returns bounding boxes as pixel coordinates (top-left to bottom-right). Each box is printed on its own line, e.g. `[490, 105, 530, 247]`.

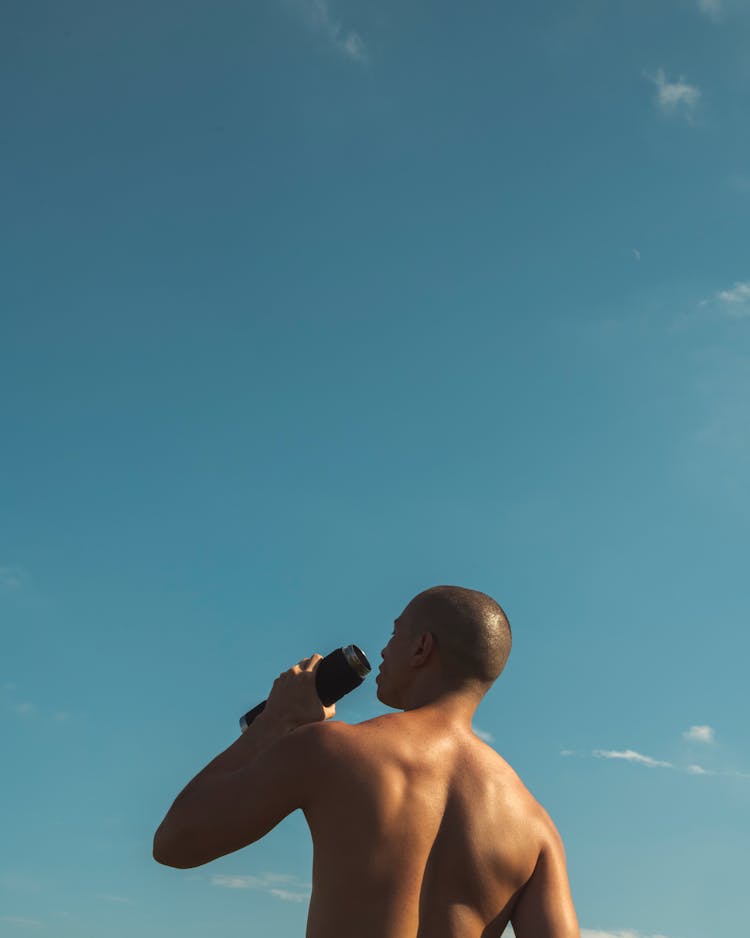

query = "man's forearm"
[155, 710, 294, 851]
[173, 710, 294, 801]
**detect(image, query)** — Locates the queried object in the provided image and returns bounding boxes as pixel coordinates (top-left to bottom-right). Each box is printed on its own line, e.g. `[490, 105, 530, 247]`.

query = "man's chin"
[375, 681, 389, 705]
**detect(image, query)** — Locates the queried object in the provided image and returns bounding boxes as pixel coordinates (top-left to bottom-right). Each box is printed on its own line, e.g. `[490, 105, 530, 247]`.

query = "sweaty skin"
[154, 602, 579, 937]
[303, 711, 578, 938]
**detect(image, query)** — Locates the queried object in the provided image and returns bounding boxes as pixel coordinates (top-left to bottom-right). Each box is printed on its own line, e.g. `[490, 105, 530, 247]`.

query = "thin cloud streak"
[563, 744, 749, 781]
[593, 749, 673, 769]
[211, 871, 311, 903]
[473, 726, 494, 743]
[582, 931, 674, 938]
[686, 764, 714, 775]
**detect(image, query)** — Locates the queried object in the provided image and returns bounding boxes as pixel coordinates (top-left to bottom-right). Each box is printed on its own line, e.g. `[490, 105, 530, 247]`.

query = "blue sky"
[2, 1, 749, 936]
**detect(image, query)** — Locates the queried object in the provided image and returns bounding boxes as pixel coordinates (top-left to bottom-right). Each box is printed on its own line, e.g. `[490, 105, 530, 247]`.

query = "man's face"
[376, 608, 413, 709]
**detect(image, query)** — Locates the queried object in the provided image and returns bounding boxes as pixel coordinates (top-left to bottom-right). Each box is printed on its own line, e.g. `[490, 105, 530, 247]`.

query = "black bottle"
[239, 644, 371, 732]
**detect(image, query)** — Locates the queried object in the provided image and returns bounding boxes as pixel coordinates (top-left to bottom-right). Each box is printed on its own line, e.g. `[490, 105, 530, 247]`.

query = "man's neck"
[400, 694, 482, 730]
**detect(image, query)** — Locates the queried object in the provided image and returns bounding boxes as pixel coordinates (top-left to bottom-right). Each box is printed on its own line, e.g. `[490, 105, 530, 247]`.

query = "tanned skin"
[154, 600, 580, 938]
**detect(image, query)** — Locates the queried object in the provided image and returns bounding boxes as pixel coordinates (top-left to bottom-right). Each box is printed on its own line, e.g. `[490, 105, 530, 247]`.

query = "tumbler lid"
[342, 644, 371, 678]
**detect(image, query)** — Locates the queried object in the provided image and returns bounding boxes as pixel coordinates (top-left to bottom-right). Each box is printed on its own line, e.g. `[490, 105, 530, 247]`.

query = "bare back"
[303, 713, 578, 938]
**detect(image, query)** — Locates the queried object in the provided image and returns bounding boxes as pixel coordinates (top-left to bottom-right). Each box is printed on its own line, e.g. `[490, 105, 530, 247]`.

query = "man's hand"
[263, 653, 336, 730]
[153, 653, 337, 868]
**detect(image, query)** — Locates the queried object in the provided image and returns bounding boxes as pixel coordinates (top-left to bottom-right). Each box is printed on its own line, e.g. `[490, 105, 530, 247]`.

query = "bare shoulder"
[473, 738, 543, 807]
[291, 717, 354, 749]
[294, 717, 378, 760]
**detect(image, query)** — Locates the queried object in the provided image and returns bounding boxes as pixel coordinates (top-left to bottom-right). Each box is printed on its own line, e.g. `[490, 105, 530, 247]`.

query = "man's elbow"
[152, 823, 202, 869]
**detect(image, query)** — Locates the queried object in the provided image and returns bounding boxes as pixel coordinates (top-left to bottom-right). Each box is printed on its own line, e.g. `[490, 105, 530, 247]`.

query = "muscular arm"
[511, 822, 579, 938]
[153, 653, 338, 869]
[153, 714, 339, 869]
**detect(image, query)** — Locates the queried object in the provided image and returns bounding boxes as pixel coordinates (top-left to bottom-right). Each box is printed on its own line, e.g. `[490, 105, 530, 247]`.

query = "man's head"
[376, 585, 511, 712]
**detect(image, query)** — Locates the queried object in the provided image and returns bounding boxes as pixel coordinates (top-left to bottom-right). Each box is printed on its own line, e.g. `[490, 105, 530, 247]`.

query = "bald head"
[403, 585, 511, 692]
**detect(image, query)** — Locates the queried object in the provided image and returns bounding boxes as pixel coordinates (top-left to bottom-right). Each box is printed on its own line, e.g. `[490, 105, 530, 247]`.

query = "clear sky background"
[2, 1, 749, 936]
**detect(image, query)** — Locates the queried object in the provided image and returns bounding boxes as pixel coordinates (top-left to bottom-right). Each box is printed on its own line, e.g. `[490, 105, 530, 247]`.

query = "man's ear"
[413, 631, 436, 661]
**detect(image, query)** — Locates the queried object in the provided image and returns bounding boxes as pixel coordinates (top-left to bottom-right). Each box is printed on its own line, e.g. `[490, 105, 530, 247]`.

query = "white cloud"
[12, 702, 36, 716]
[715, 281, 750, 316]
[686, 763, 715, 775]
[473, 725, 494, 743]
[211, 871, 311, 903]
[593, 749, 673, 769]
[632, 249, 641, 261]
[683, 724, 715, 743]
[645, 68, 701, 119]
[268, 887, 309, 902]
[0, 917, 43, 928]
[290, 0, 367, 63]
[568, 741, 750, 781]
[96, 894, 134, 905]
[698, 0, 724, 22]
[338, 30, 366, 62]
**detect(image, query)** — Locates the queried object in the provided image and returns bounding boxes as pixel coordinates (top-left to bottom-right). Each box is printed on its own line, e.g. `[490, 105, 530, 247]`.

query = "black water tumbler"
[239, 644, 371, 733]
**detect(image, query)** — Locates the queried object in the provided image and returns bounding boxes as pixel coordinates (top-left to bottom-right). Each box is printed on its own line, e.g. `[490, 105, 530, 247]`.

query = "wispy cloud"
[96, 894, 134, 905]
[683, 724, 715, 743]
[0, 917, 43, 929]
[644, 68, 701, 120]
[698, 0, 724, 22]
[521, 926, 678, 938]
[211, 871, 311, 903]
[473, 725, 494, 743]
[287, 0, 367, 63]
[632, 249, 641, 261]
[582, 931, 674, 938]
[4, 686, 73, 724]
[563, 732, 749, 781]
[686, 763, 715, 775]
[593, 749, 673, 769]
[713, 281, 750, 316]
[0, 565, 29, 592]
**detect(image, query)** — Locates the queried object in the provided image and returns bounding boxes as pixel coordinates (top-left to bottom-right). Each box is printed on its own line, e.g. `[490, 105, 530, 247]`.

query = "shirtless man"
[154, 585, 580, 937]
